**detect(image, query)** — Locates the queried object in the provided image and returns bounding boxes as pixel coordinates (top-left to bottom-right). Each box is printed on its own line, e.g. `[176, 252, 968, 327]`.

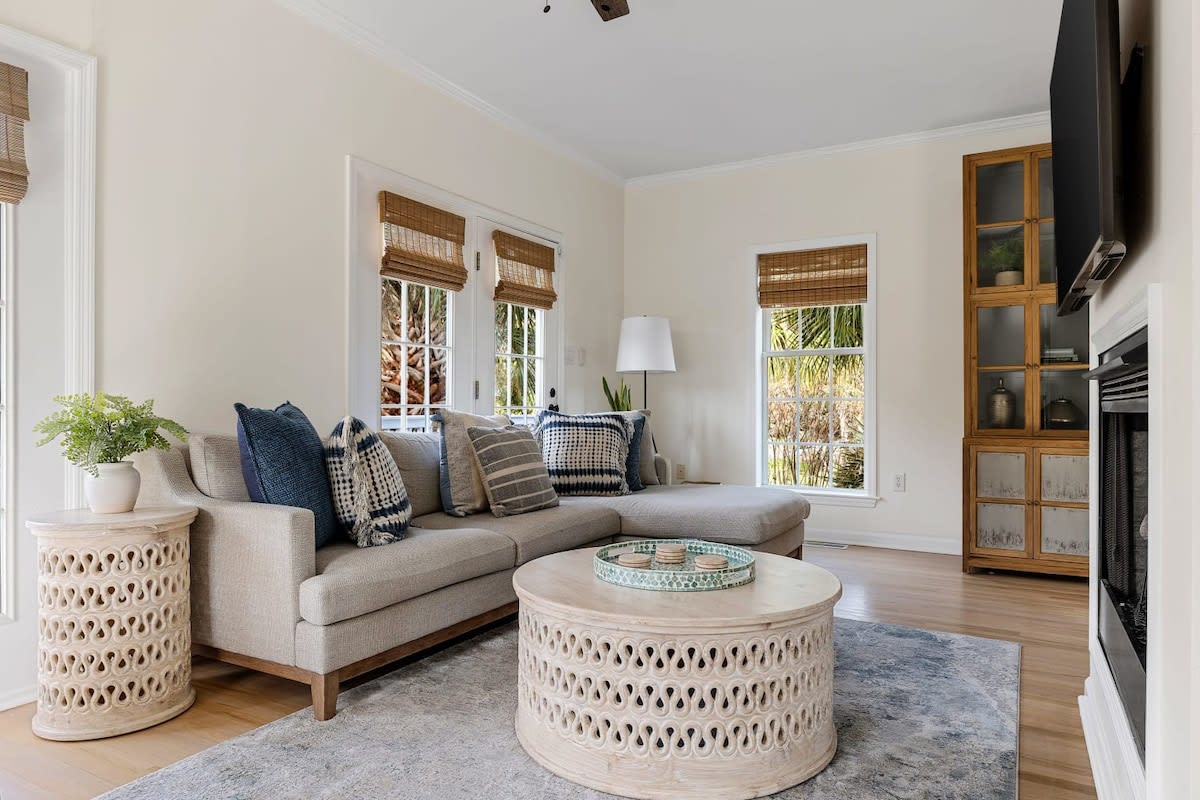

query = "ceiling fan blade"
[590, 0, 630, 21]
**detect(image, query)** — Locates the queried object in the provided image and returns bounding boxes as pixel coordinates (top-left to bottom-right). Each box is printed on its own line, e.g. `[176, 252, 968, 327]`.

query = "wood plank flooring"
[0, 545, 1095, 799]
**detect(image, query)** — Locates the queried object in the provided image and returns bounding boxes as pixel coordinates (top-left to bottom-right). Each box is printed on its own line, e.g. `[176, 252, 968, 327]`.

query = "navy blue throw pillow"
[624, 415, 646, 492]
[234, 402, 339, 549]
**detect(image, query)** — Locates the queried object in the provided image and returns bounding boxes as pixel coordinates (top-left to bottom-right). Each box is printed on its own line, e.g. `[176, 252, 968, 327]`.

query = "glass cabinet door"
[973, 159, 1028, 291]
[974, 302, 1028, 433]
[1034, 154, 1056, 287]
[1035, 448, 1089, 561]
[970, 446, 1031, 557]
[1034, 301, 1089, 433]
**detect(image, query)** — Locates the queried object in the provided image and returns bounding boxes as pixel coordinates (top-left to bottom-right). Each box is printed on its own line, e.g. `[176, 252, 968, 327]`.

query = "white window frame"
[753, 233, 879, 508]
[347, 157, 565, 427]
[0, 204, 12, 621]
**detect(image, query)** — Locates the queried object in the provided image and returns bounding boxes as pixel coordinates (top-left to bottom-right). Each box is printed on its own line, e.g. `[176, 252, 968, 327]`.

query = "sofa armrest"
[654, 453, 672, 486]
[133, 447, 316, 666]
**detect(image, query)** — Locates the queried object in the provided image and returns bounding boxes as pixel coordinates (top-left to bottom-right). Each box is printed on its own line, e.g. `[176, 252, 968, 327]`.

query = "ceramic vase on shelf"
[993, 269, 1024, 286]
[1044, 397, 1083, 429]
[988, 379, 1016, 428]
[83, 461, 141, 514]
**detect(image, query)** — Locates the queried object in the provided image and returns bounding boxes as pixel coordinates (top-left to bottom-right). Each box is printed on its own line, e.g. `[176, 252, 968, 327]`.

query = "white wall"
[624, 123, 1050, 553]
[1091, 1, 1195, 796]
[0, 0, 625, 703]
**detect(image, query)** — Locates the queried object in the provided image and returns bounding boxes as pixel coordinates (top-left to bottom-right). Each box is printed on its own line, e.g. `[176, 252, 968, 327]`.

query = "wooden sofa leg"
[311, 671, 340, 721]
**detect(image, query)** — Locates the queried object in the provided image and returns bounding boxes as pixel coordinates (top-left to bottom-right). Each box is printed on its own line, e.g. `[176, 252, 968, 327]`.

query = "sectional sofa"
[134, 431, 811, 720]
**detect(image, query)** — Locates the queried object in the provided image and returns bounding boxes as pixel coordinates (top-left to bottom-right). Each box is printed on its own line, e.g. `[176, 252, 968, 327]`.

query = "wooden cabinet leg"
[311, 671, 340, 721]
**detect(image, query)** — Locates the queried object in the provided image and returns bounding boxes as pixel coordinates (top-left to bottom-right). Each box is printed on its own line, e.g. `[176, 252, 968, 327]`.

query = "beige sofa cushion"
[187, 434, 250, 501]
[380, 431, 442, 517]
[298, 527, 515, 626]
[412, 504, 619, 564]
[562, 484, 810, 546]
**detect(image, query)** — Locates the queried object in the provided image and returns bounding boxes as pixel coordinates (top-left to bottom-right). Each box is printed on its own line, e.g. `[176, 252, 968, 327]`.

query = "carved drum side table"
[514, 549, 842, 800]
[26, 505, 198, 741]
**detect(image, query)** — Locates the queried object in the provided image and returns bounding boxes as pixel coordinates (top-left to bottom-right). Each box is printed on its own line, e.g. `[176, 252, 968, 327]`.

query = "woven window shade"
[0, 63, 30, 205]
[493, 230, 557, 310]
[757, 244, 868, 308]
[379, 191, 468, 292]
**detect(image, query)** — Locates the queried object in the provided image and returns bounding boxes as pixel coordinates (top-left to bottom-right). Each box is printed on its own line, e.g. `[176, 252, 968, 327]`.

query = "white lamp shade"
[616, 316, 676, 374]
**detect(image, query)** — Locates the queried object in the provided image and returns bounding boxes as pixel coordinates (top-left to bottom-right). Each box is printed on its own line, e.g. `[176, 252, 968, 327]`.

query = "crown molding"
[626, 111, 1052, 188]
[273, 0, 625, 187]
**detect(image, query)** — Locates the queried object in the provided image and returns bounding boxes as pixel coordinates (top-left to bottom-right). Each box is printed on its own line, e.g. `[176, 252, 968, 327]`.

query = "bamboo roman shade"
[0, 63, 30, 205]
[757, 243, 868, 308]
[379, 191, 468, 292]
[493, 230, 557, 310]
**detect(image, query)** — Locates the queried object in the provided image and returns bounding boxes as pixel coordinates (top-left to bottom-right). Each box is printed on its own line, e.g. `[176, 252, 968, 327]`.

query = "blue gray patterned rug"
[100, 618, 1018, 800]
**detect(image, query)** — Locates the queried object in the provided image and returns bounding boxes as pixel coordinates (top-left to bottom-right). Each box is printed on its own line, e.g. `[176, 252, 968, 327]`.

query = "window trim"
[0, 203, 12, 621]
[753, 233, 878, 506]
[346, 156, 566, 428]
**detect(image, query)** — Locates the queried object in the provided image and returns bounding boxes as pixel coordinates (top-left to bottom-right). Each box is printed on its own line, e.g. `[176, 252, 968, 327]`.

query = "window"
[757, 236, 875, 500]
[380, 279, 451, 432]
[350, 160, 563, 429]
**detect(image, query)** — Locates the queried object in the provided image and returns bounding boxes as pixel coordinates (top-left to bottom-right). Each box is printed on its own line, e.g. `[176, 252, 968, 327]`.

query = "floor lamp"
[616, 316, 676, 408]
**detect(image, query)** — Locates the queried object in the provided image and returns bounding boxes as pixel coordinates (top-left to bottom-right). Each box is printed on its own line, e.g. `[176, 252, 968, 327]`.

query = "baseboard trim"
[1078, 648, 1146, 800]
[805, 527, 961, 556]
[0, 684, 35, 712]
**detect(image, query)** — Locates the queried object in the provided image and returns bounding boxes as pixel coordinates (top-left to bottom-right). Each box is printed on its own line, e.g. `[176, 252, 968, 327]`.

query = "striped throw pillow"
[534, 410, 633, 496]
[324, 416, 412, 547]
[466, 426, 559, 517]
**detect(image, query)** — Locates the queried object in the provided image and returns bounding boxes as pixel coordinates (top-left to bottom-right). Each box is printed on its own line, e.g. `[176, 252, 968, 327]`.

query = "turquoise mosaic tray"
[593, 539, 756, 592]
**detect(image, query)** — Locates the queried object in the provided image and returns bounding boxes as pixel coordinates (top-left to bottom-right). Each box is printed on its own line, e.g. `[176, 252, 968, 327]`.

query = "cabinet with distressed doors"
[962, 143, 1090, 576]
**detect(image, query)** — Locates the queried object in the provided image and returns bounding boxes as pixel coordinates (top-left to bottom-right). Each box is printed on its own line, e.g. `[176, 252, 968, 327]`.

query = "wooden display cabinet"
[962, 144, 1090, 576]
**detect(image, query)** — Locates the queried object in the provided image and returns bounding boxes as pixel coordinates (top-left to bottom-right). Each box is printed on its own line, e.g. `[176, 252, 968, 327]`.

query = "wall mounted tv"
[1051, 0, 1127, 316]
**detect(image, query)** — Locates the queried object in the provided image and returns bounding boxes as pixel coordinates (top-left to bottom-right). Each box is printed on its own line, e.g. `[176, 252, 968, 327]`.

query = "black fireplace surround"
[1086, 326, 1148, 761]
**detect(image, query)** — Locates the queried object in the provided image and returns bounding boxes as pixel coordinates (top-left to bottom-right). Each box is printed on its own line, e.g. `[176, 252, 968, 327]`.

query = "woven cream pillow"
[434, 409, 511, 516]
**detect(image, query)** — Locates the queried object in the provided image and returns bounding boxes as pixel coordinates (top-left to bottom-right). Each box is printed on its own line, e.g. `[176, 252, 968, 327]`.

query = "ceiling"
[287, 0, 1063, 180]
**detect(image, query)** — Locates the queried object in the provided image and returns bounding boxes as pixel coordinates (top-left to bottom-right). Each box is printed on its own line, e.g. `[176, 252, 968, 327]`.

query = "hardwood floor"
[0, 545, 1095, 799]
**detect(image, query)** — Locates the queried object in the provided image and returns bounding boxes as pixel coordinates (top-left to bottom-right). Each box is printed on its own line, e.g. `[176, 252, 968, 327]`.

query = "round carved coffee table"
[513, 549, 842, 800]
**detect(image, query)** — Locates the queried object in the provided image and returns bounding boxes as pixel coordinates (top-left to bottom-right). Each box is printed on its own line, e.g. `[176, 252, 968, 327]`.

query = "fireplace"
[1086, 326, 1148, 761]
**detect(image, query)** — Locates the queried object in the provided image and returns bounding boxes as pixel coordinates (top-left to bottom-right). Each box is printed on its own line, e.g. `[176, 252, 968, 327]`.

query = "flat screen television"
[1051, 0, 1126, 316]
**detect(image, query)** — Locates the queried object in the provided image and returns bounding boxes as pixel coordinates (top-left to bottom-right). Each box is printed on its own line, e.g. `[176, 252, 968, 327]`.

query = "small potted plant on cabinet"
[980, 238, 1025, 287]
[34, 393, 187, 513]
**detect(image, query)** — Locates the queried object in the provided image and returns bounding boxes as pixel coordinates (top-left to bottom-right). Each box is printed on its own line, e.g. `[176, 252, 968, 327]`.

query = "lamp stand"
[642, 370, 648, 409]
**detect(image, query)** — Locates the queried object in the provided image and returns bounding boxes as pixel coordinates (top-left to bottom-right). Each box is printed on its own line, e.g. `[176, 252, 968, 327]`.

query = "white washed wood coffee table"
[513, 548, 842, 800]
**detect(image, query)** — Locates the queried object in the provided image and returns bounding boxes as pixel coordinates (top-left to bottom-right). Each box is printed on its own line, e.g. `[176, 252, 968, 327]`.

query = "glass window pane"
[409, 346, 427, 406]
[768, 401, 797, 441]
[526, 308, 539, 356]
[832, 401, 864, 443]
[510, 305, 525, 355]
[799, 307, 831, 349]
[1038, 156, 1054, 218]
[832, 355, 864, 398]
[510, 357, 525, 408]
[767, 357, 797, 398]
[977, 451, 1026, 500]
[796, 355, 830, 397]
[978, 371, 1026, 430]
[833, 305, 863, 347]
[381, 344, 405, 405]
[1040, 371, 1089, 431]
[1038, 221, 1056, 285]
[495, 303, 509, 355]
[1038, 302, 1087, 366]
[524, 357, 539, 407]
[770, 309, 799, 351]
[1041, 454, 1088, 503]
[429, 288, 448, 346]
[797, 445, 830, 488]
[797, 400, 831, 443]
[832, 447, 865, 490]
[495, 357, 510, 408]
[977, 304, 1025, 367]
[767, 443, 796, 486]
[430, 348, 448, 405]
[381, 279, 405, 341]
[1041, 507, 1088, 556]
[977, 225, 1026, 288]
[976, 161, 1025, 224]
[406, 284, 426, 344]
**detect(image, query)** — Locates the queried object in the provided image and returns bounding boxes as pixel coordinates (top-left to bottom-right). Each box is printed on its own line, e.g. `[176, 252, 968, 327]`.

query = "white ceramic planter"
[994, 269, 1024, 286]
[84, 461, 141, 514]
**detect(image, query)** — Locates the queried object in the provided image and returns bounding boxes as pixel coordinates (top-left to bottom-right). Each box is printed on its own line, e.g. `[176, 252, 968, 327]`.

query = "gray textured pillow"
[466, 426, 559, 517]
[434, 409, 511, 516]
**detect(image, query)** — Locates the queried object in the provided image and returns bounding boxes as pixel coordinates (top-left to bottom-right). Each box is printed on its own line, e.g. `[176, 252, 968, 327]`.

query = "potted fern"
[34, 393, 187, 513]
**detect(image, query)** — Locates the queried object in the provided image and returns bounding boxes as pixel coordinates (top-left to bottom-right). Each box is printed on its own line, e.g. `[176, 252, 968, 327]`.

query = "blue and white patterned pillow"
[533, 410, 633, 496]
[324, 416, 412, 547]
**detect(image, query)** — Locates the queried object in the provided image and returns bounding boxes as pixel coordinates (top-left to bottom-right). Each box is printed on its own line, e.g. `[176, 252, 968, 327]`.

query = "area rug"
[99, 618, 1019, 800]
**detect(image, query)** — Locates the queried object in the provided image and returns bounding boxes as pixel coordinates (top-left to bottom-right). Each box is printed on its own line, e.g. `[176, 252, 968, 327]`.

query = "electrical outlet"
[893, 473, 907, 493]
[674, 463, 687, 482]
